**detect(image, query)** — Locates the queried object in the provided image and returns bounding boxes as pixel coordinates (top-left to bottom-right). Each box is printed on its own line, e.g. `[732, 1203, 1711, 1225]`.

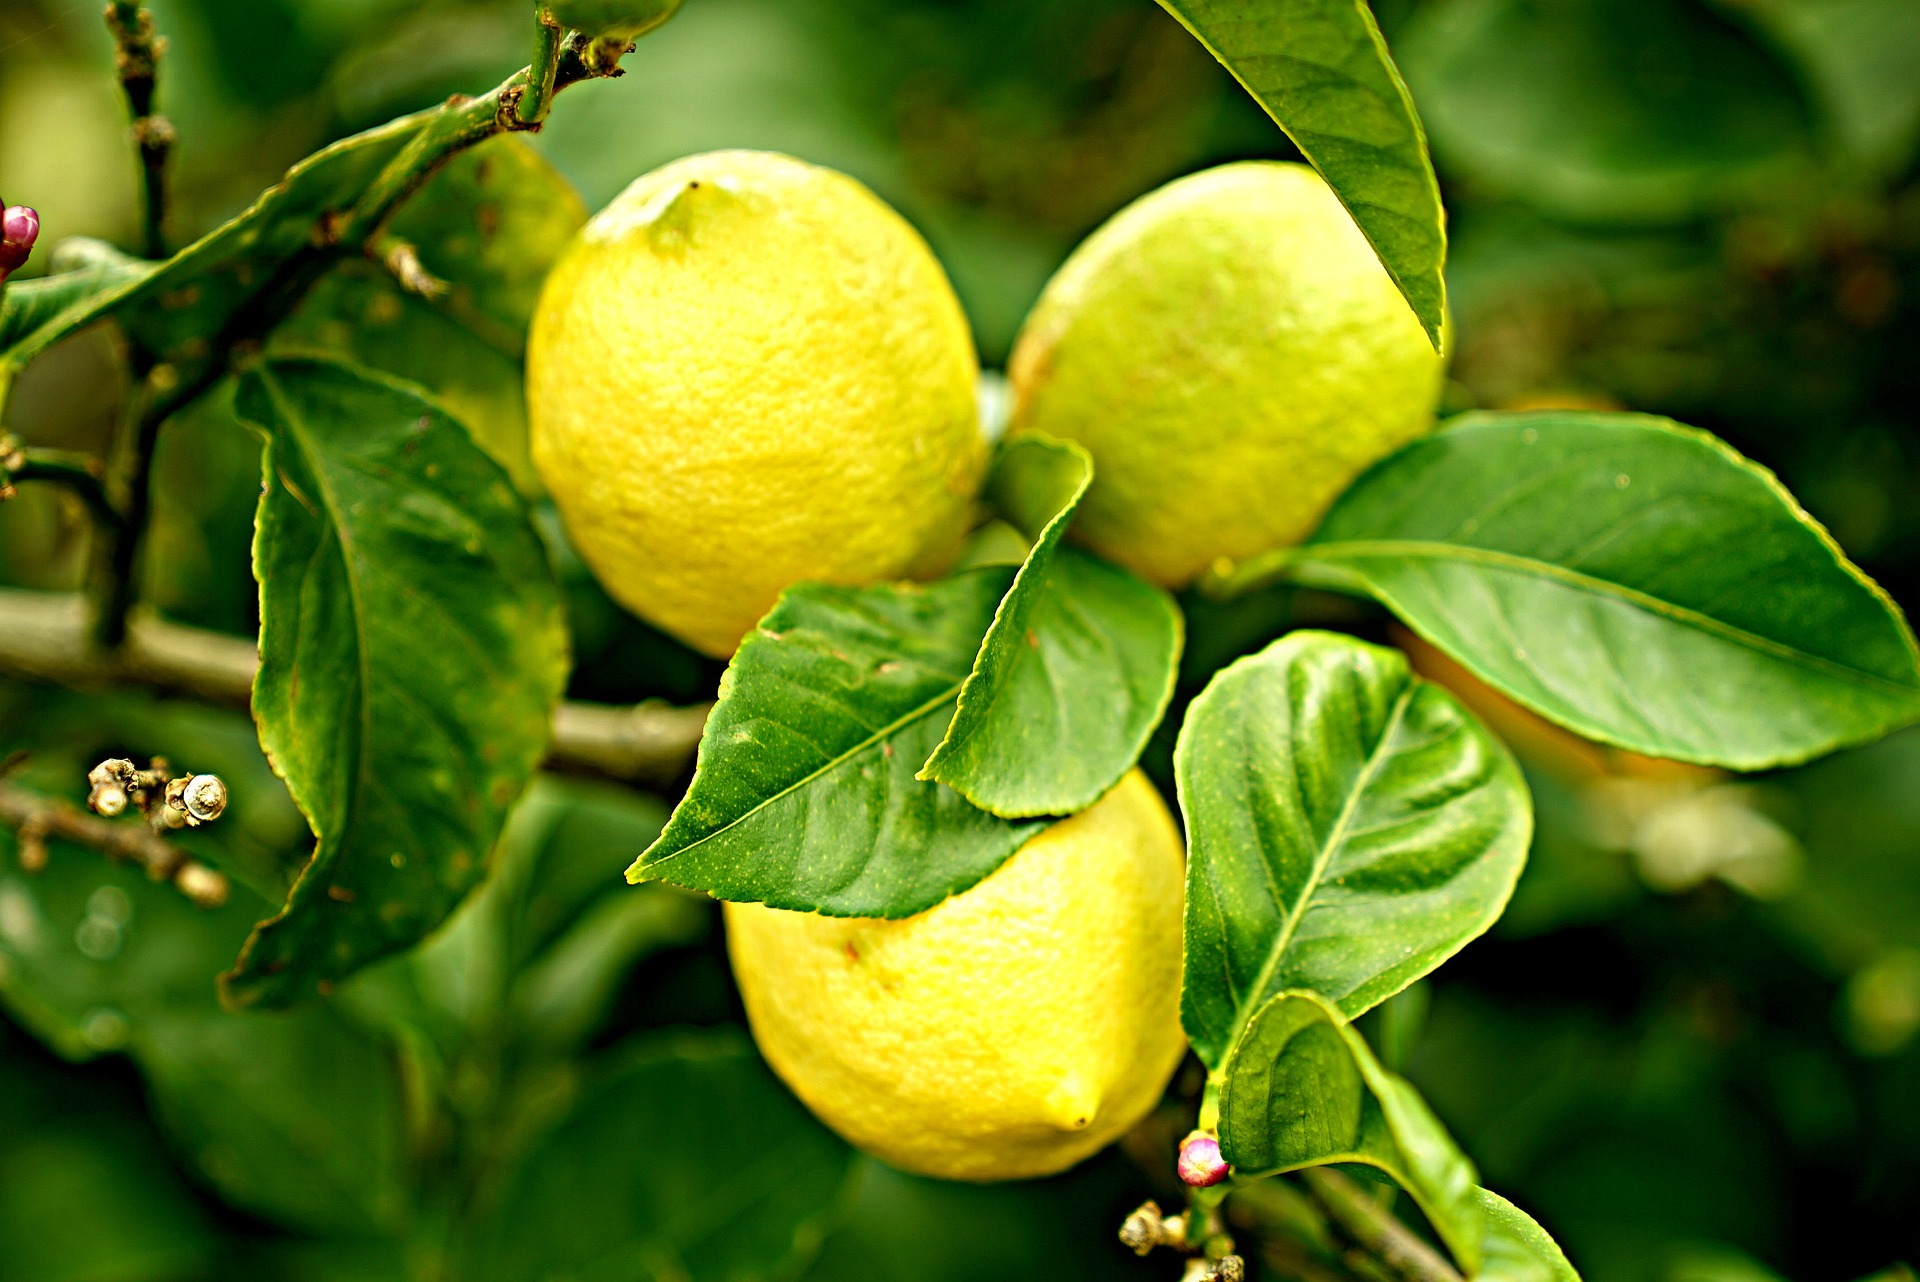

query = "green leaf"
[1395, 0, 1813, 224]
[276, 136, 587, 492]
[1219, 989, 1483, 1271]
[140, 1006, 410, 1235]
[1176, 630, 1530, 1067]
[1479, 1188, 1583, 1282]
[629, 571, 1048, 918]
[1155, 0, 1447, 347]
[0, 112, 432, 421]
[225, 356, 568, 1008]
[0, 240, 154, 356]
[1216, 411, 1920, 770]
[464, 1030, 854, 1282]
[921, 435, 1183, 817]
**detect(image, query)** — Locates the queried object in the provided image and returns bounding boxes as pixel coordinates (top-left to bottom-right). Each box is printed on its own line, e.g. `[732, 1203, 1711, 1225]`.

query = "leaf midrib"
[1303, 538, 1920, 695]
[1220, 682, 1416, 1060]
[641, 682, 967, 870]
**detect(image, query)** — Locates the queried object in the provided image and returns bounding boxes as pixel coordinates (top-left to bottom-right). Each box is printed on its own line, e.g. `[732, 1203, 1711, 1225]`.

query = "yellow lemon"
[1007, 161, 1446, 588]
[527, 150, 986, 657]
[725, 771, 1186, 1181]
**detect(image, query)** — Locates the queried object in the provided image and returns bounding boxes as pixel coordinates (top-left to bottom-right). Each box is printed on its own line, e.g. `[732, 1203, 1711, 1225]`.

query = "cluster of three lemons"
[526, 150, 1443, 1180]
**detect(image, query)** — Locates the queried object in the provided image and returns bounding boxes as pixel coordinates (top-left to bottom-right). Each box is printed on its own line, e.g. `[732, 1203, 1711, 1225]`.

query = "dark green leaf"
[140, 1006, 409, 1235]
[1396, 0, 1813, 223]
[1216, 412, 1920, 770]
[225, 357, 568, 1007]
[629, 571, 1048, 918]
[1220, 990, 1483, 1270]
[465, 1030, 854, 1282]
[1479, 1188, 1583, 1282]
[1176, 630, 1530, 1067]
[1155, 0, 1447, 347]
[922, 435, 1183, 817]
[276, 136, 587, 492]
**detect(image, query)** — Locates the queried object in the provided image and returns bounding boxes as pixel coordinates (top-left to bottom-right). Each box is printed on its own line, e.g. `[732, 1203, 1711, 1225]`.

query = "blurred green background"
[2, 0, 1918, 1279]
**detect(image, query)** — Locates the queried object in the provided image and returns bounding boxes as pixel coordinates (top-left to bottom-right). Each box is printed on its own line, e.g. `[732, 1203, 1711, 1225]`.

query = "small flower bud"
[176, 774, 228, 824]
[174, 861, 230, 908]
[0, 205, 38, 275]
[1177, 1130, 1230, 1188]
[89, 782, 129, 817]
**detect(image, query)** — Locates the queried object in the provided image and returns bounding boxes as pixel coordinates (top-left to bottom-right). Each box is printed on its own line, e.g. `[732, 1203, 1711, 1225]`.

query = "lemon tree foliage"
[1154, 0, 1447, 347]
[1479, 1189, 1584, 1282]
[1220, 991, 1483, 1267]
[227, 358, 567, 1007]
[1176, 630, 1531, 1067]
[0, 111, 433, 418]
[1217, 412, 1920, 769]
[465, 1031, 854, 1282]
[921, 435, 1183, 817]
[277, 136, 587, 492]
[630, 570, 1050, 916]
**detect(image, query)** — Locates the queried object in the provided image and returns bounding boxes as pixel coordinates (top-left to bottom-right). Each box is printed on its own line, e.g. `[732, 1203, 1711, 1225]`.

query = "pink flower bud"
[1177, 1130, 1230, 1187]
[0, 205, 38, 274]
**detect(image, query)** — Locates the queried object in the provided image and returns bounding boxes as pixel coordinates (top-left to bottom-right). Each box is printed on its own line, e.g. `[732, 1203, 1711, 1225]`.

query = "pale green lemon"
[725, 771, 1187, 1181]
[527, 150, 985, 657]
[1008, 161, 1445, 588]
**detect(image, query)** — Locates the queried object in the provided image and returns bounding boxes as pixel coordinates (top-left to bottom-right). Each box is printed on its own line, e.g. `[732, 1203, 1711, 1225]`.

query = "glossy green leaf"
[276, 136, 587, 492]
[1396, 0, 1813, 223]
[1155, 0, 1447, 347]
[225, 357, 568, 1008]
[629, 571, 1048, 917]
[1216, 412, 1920, 770]
[1725, 0, 1920, 171]
[465, 1030, 854, 1282]
[922, 435, 1183, 817]
[1176, 630, 1530, 1067]
[1479, 1188, 1584, 1282]
[1219, 989, 1484, 1271]
[0, 112, 432, 422]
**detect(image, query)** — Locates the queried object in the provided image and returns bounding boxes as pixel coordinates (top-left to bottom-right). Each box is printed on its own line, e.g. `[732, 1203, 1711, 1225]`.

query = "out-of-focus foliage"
[2, 0, 1919, 1279]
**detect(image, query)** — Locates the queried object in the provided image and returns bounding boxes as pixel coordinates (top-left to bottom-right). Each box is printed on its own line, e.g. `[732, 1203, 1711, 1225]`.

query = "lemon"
[1007, 161, 1445, 589]
[527, 151, 986, 657]
[724, 771, 1187, 1182]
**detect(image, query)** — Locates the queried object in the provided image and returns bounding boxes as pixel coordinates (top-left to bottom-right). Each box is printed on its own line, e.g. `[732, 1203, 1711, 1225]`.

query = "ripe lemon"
[725, 771, 1187, 1182]
[527, 151, 986, 657]
[1007, 161, 1446, 588]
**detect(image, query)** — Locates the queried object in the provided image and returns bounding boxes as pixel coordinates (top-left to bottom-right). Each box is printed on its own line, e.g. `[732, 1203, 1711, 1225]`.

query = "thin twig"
[0, 589, 709, 788]
[105, 2, 172, 260]
[0, 779, 227, 905]
[515, 8, 567, 127]
[0, 439, 121, 532]
[1302, 1169, 1463, 1282]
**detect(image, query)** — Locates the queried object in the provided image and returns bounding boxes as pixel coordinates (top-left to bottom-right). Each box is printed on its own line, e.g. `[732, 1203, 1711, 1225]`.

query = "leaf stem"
[105, 2, 173, 260]
[1302, 1168, 1463, 1282]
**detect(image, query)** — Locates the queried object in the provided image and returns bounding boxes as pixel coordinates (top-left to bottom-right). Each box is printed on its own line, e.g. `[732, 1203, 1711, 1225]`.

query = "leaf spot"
[1615, 474, 1631, 488]
[326, 885, 357, 903]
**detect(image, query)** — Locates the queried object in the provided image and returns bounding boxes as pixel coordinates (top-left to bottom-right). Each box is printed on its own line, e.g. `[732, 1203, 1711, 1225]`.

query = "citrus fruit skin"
[528, 151, 985, 657]
[724, 771, 1187, 1182]
[1007, 161, 1445, 589]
